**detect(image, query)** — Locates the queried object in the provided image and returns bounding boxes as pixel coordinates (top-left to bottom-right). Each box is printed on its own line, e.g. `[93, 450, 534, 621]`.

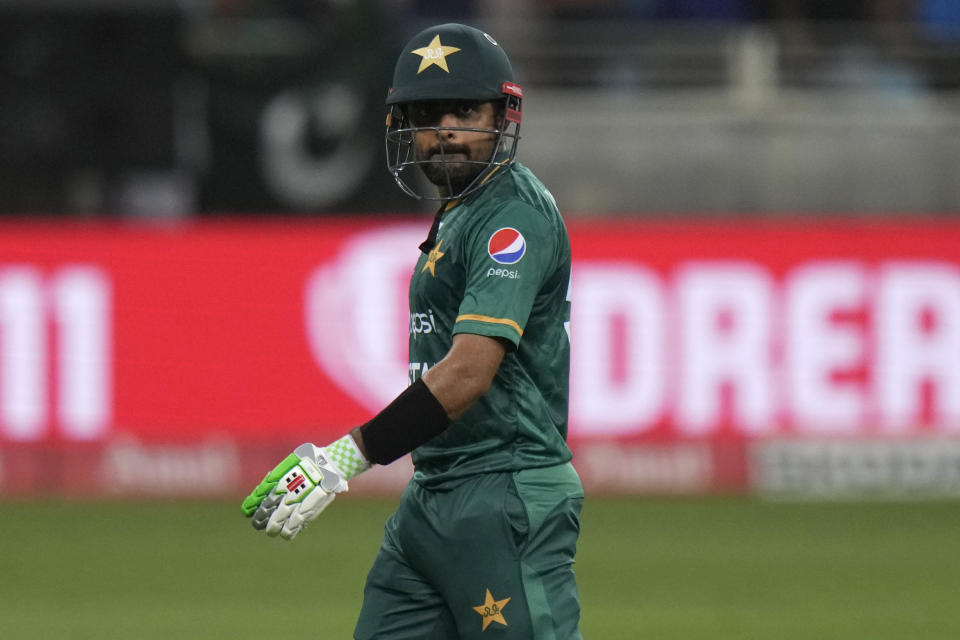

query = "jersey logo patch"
[487, 228, 526, 265]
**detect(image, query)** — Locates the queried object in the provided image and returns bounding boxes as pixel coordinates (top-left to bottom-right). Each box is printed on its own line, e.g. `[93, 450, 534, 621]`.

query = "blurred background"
[1, 1, 960, 639]
[4, 0, 960, 217]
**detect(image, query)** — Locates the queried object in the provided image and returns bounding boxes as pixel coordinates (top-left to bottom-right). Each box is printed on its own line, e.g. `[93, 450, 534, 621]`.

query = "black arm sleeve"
[358, 379, 451, 465]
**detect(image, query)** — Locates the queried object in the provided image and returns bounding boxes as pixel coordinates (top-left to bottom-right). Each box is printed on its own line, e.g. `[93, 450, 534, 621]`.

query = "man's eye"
[457, 105, 476, 117]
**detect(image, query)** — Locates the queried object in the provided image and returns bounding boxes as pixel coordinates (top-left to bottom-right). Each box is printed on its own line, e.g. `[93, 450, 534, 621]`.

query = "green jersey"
[408, 161, 572, 486]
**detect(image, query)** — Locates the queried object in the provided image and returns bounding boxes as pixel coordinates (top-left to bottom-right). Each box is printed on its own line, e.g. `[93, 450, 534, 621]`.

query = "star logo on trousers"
[472, 588, 511, 631]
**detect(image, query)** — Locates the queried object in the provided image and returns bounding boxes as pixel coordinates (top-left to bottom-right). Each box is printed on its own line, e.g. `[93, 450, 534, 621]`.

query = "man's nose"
[437, 112, 461, 135]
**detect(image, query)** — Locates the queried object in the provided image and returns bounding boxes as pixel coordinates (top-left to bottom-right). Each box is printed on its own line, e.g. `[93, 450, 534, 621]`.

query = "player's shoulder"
[480, 161, 562, 227]
[459, 163, 568, 266]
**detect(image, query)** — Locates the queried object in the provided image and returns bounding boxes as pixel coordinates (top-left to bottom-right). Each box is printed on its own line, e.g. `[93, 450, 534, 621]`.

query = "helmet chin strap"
[418, 204, 447, 254]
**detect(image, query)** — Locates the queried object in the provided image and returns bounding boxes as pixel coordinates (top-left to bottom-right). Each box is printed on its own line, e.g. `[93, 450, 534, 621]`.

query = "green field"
[2, 497, 959, 639]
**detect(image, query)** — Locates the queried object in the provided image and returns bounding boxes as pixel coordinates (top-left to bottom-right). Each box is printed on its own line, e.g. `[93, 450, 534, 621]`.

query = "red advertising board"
[1, 218, 959, 496]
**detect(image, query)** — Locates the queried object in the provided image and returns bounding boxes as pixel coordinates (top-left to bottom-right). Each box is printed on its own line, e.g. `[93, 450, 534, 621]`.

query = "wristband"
[359, 379, 451, 465]
[324, 434, 370, 480]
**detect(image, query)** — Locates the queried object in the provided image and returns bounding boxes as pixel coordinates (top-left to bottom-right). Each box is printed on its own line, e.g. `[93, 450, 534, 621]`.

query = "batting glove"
[241, 443, 349, 540]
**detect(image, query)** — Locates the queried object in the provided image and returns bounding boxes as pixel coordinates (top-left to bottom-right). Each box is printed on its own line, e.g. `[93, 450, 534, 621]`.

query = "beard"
[416, 141, 494, 193]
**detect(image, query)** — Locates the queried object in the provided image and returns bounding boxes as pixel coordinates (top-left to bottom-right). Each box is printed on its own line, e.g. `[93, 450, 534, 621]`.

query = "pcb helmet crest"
[385, 23, 522, 201]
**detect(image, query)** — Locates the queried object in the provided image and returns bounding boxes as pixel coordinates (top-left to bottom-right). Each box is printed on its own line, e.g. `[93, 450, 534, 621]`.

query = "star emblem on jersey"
[472, 588, 511, 631]
[411, 35, 461, 73]
[422, 240, 446, 276]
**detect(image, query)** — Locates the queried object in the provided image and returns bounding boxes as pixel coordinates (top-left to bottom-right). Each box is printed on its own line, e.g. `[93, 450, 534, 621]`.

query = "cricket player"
[242, 23, 583, 639]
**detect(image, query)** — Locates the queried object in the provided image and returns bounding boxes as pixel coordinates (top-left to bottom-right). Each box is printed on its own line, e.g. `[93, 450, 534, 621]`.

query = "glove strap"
[324, 434, 371, 480]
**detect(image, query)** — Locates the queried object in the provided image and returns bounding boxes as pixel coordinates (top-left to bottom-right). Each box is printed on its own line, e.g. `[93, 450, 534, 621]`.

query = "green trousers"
[354, 462, 584, 639]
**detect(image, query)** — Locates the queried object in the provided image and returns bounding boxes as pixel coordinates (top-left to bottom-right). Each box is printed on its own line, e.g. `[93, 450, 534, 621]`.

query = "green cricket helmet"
[385, 23, 523, 201]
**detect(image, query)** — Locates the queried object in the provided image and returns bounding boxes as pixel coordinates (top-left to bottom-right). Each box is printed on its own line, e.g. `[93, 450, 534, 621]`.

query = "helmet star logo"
[411, 35, 461, 74]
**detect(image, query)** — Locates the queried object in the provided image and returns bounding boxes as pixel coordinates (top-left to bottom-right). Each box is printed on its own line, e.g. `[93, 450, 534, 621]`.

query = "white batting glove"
[241, 443, 349, 540]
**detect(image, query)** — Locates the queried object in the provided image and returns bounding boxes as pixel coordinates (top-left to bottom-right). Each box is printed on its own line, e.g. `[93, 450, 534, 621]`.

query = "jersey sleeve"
[453, 201, 558, 347]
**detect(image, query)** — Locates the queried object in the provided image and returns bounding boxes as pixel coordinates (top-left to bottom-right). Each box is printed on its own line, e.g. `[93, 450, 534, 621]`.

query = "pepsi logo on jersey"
[487, 228, 526, 265]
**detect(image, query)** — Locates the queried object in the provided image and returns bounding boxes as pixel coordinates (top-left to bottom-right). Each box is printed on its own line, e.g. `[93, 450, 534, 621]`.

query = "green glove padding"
[240, 453, 300, 516]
